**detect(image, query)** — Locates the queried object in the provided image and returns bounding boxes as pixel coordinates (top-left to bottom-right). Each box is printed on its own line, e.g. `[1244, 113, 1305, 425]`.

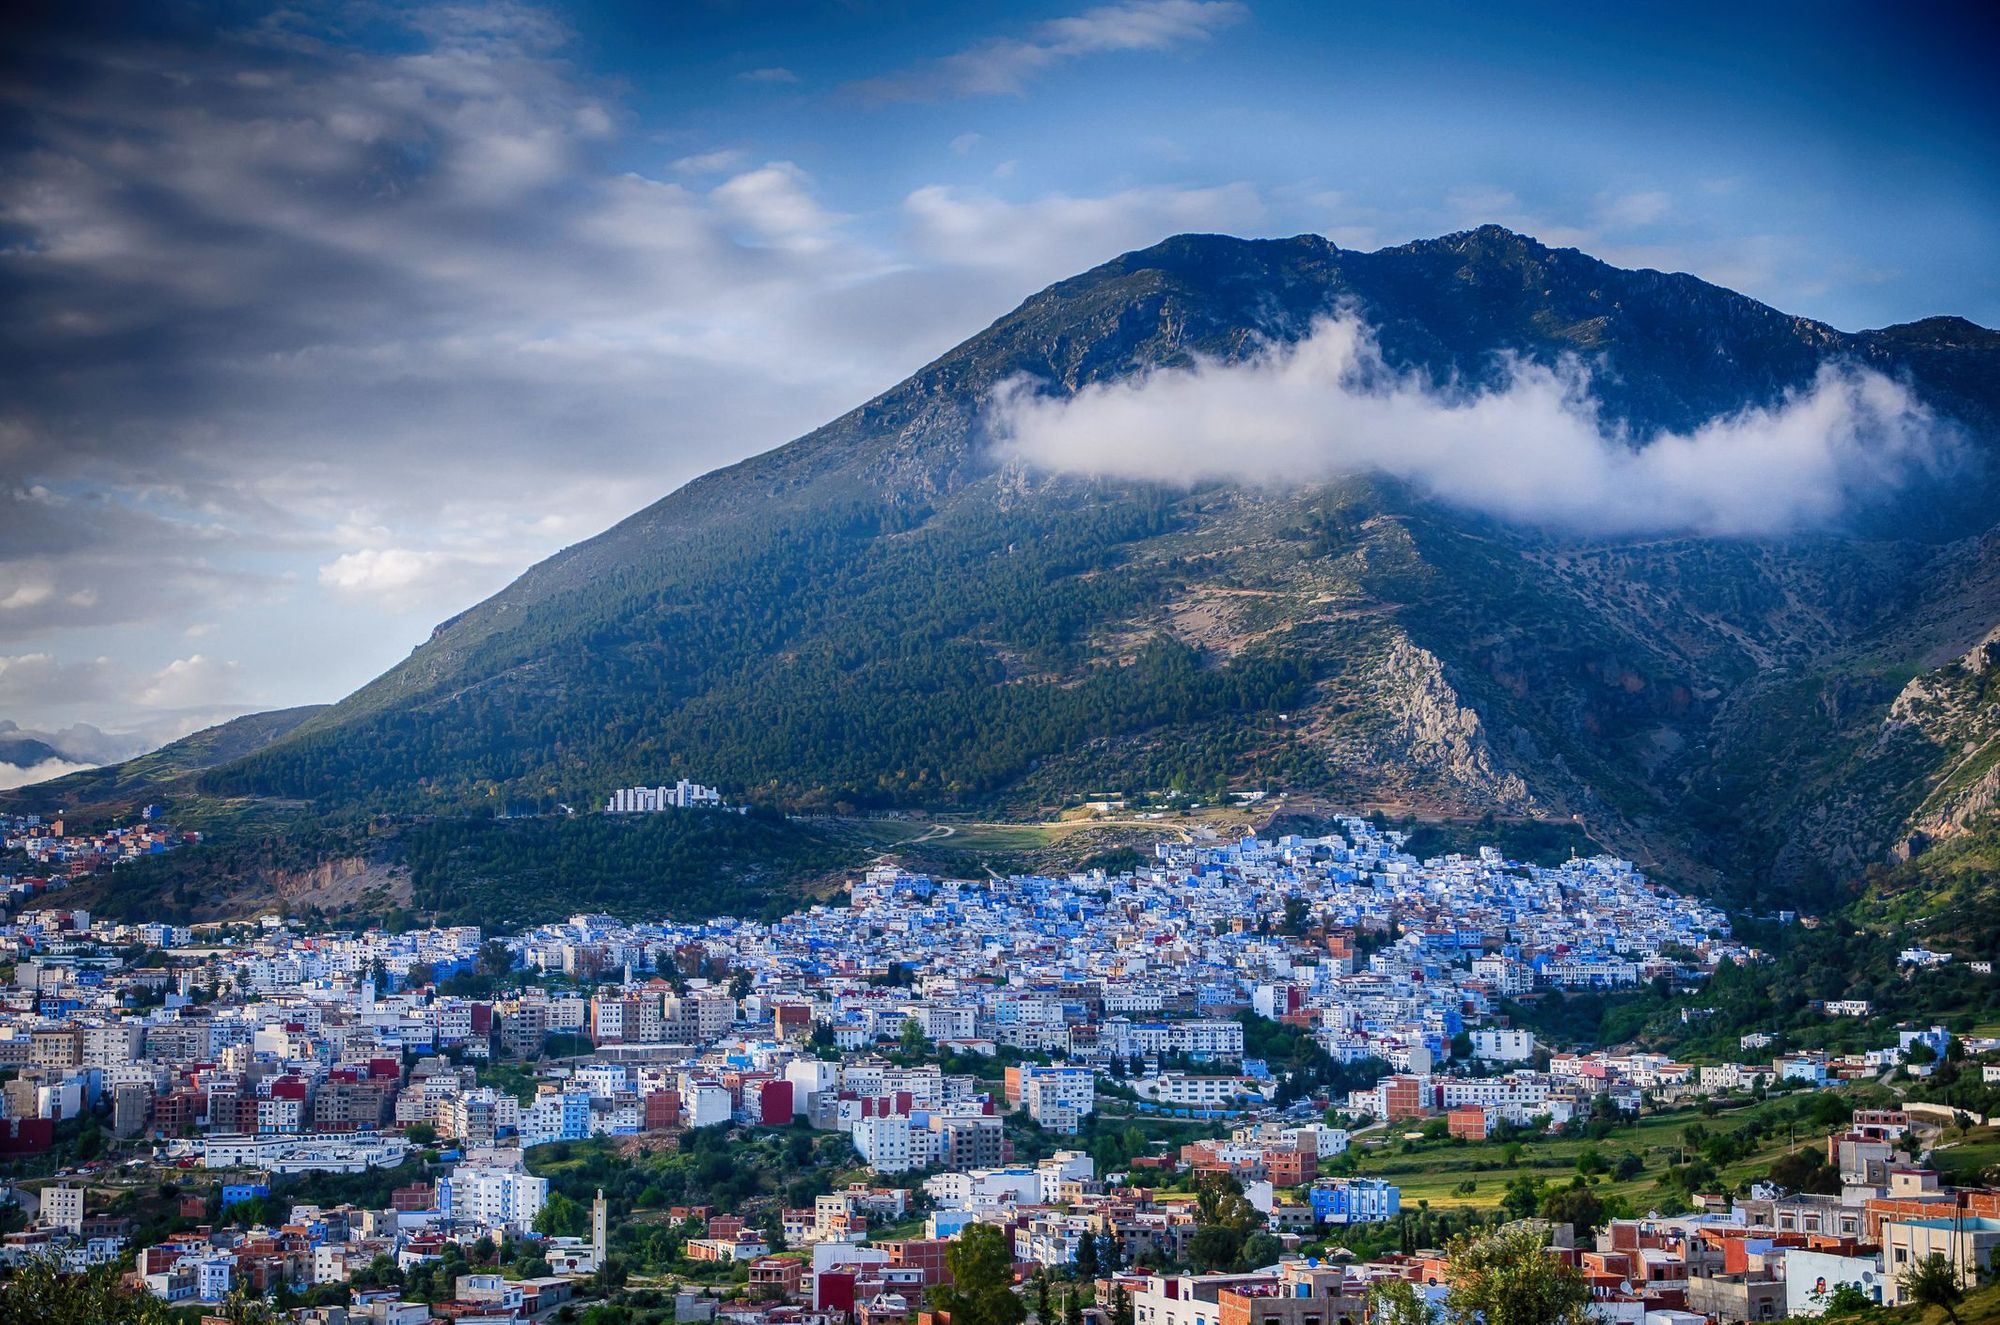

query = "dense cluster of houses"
[0, 819, 1988, 1321]
[0, 807, 192, 901]
[1103, 1132, 2000, 1325]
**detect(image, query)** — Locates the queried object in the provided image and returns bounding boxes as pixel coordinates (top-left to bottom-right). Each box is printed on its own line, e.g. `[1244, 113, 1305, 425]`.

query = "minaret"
[592, 1188, 608, 1266]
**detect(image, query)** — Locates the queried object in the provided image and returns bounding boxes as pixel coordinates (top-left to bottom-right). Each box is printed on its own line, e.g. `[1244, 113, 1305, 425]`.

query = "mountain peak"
[1863, 314, 2000, 347]
[1410, 223, 1554, 256]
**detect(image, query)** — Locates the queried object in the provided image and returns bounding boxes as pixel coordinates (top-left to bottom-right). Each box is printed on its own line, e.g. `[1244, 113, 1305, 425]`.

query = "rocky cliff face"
[1371, 635, 1535, 813]
[1895, 634, 2000, 844]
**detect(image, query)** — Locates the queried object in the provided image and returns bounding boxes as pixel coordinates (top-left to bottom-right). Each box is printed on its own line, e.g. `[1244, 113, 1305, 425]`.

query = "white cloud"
[1596, 189, 1672, 228]
[738, 67, 799, 84]
[710, 162, 849, 251]
[0, 653, 116, 706]
[1, 650, 249, 753]
[0, 758, 98, 791]
[317, 547, 519, 613]
[0, 578, 55, 613]
[988, 313, 1959, 538]
[673, 149, 747, 174]
[949, 132, 985, 155]
[849, 0, 1248, 101]
[903, 182, 1266, 284]
[134, 654, 244, 709]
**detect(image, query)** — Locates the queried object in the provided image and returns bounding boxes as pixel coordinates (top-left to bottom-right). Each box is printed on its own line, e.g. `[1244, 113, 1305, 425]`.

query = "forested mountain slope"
[16, 227, 2000, 920]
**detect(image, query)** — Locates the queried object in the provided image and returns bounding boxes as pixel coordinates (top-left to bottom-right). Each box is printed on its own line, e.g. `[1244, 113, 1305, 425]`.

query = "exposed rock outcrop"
[1373, 635, 1535, 812]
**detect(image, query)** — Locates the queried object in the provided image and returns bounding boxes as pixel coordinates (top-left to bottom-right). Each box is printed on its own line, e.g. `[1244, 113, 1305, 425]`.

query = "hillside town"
[0, 819, 1992, 1323]
[1, 807, 194, 904]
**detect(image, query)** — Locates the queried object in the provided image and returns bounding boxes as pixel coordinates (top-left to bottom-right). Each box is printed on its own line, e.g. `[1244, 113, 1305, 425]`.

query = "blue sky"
[0, 0, 1995, 776]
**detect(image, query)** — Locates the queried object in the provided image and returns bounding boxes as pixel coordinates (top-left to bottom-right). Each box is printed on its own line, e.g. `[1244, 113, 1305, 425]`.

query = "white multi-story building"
[522, 1086, 592, 1147]
[81, 1022, 144, 1067]
[1102, 1019, 1246, 1062]
[853, 1115, 920, 1174]
[1470, 1028, 1536, 1061]
[1012, 1064, 1096, 1132]
[1470, 955, 1535, 996]
[200, 1133, 407, 1173]
[444, 1164, 550, 1235]
[680, 1079, 734, 1128]
[1135, 1073, 1273, 1108]
[605, 781, 724, 813]
[41, 1184, 85, 1233]
[907, 1004, 977, 1041]
[190, 1254, 235, 1302]
[1439, 1073, 1550, 1111]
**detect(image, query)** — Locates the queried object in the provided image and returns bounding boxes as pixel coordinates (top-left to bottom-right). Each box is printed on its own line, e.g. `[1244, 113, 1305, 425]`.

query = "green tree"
[1239, 1231, 1283, 1270]
[1074, 1229, 1100, 1280]
[1500, 1174, 1547, 1221]
[901, 1017, 930, 1058]
[1538, 1185, 1606, 1238]
[1767, 1147, 1841, 1195]
[1899, 1253, 1964, 1325]
[1369, 1279, 1433, 1325]
[1188, 1224, 1245, 1271]
[215, 1286, 281, 1324]
[935, 1223, 1026, 1325]
[354, 1252, 402, 1287]
[536, 1191, 587, 1238]
[1442, 1228, 1591, 1325]
[1816, 1282, 1875, 1316]
[1194, 1171, 1262, 1231]
[0, 1256, 173, 1324]
[1282, 896, 1310, 937]
[477, 939, 514, 978]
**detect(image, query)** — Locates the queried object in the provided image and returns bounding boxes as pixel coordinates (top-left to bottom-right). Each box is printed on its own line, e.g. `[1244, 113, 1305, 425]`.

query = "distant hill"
[6, 706, 326, 815]
[28, 227, 2000, 923]
[0, 734, 67, 769]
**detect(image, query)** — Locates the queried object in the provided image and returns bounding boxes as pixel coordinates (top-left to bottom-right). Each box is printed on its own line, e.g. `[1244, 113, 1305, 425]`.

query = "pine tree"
[1075, 1229, 1101, 1280]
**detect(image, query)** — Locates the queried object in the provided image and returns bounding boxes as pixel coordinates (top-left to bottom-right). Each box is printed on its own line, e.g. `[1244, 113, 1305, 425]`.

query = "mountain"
[16, 227, 2000, 924]
[0, 733, 66, 769]
[6, 706, 326, 813]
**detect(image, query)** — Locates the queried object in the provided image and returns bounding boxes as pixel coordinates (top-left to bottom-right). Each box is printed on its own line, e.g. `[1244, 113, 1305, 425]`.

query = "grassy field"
[827, 806, 1267, 857]
[1868, 1279, 2000, 1325]
[1341, 1096, 1844, 1212]
[1931, 1127, 2000, 1184]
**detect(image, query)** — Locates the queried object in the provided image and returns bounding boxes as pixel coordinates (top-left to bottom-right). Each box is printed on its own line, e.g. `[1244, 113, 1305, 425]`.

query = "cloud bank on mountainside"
[0, 757, 96, 791]
[986, 314, 1960, 537]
